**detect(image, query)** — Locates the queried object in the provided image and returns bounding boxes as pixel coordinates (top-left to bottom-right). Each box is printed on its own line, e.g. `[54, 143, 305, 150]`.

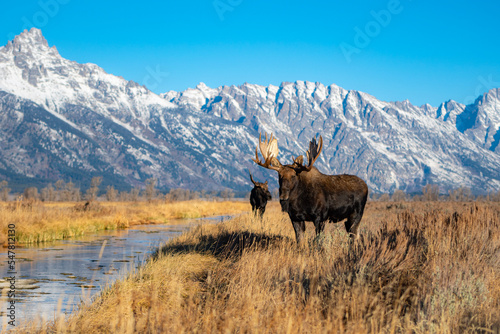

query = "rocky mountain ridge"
[0, 28, 499, 194]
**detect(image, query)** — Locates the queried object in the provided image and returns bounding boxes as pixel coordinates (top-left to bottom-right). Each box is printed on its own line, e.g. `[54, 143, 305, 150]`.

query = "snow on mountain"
[0, 28, 255, 192]
[0, 28, 176, 124]
[164, 80, 500, 193]
[1, 28, 499, 194]
[457, 88, 500, 153]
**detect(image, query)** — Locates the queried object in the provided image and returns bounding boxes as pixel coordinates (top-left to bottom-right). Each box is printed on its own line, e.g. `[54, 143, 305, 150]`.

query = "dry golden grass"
[0, 200, 250, 244]
[14, 201, 500, 333]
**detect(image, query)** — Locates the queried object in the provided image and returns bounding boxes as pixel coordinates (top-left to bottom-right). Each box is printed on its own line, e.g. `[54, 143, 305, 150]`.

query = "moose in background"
[252, 133, 368, 243]
[249, 171, 272, 218]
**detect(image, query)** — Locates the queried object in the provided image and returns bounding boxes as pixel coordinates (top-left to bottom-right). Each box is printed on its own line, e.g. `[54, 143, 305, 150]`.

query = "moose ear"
[264, 180, 268, 185]
[294, 155, 304, 166]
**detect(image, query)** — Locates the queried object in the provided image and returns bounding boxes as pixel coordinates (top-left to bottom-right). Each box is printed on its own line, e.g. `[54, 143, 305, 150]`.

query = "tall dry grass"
[15, 202, 500, 333]
[0, 200, 250, 244]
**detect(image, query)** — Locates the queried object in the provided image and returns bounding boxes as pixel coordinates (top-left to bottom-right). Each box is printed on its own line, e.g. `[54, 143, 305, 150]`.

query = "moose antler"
[305, 135, 323, 171]
[249, 170, 257, 185]
[252, 132, 282, 171]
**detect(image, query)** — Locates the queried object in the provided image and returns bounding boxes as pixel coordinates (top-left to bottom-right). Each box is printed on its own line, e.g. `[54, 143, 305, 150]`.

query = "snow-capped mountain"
[163, 81, 500, 194]
[0, 28, 257, 192]
[1, 28, 499, 194]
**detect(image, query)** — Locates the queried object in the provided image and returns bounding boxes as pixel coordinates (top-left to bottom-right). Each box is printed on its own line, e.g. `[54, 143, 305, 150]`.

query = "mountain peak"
[2, 27, 59, 58]
[12, 28, 49, 48]
[196, 82, 209, 89]
[484, 87, 500, 101]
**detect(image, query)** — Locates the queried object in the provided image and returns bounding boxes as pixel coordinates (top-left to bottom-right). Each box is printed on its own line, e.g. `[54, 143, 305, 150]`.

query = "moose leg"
[314, 219, 326, 236]
[258, 207, 265, 218]
[251, 203, 256, 216]
[292, 220, 306, 244]
[345, 213, 362, 238]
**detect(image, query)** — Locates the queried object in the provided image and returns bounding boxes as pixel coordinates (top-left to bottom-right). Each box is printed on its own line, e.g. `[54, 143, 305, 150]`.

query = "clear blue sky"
[1, 0, 499, 106]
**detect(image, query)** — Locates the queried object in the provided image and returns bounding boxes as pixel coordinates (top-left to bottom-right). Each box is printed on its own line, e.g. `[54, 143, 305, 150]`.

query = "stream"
[0, 216, 230, 327]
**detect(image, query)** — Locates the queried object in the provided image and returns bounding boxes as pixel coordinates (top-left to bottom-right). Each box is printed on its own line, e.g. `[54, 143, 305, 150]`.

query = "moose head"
[248, 171, 272, 218]
[252, 133, 323, 209]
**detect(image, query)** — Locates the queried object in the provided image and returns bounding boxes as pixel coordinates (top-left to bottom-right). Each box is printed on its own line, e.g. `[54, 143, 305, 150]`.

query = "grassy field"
[0, 200, 250, 244]
[12, 201, 500, 333]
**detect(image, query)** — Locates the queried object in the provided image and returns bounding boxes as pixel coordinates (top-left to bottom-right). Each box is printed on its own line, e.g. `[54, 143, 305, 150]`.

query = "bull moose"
[252, 133, 368, 243]
[249, 171, 272, 218]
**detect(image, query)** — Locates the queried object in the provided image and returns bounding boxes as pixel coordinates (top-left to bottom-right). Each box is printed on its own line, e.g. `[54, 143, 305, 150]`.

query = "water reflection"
[0, 216, 231, 326]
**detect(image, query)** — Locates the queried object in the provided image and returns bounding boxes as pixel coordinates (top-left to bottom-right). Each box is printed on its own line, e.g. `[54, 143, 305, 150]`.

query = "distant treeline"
[0, 177, 241, 202]
[369, 184, 500, 202]
[0, 178, 499, 202]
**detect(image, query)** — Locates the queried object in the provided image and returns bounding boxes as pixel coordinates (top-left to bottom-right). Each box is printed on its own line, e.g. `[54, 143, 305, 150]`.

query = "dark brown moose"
[249, 171, 272, 218]
[252, 133, 368, 243]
